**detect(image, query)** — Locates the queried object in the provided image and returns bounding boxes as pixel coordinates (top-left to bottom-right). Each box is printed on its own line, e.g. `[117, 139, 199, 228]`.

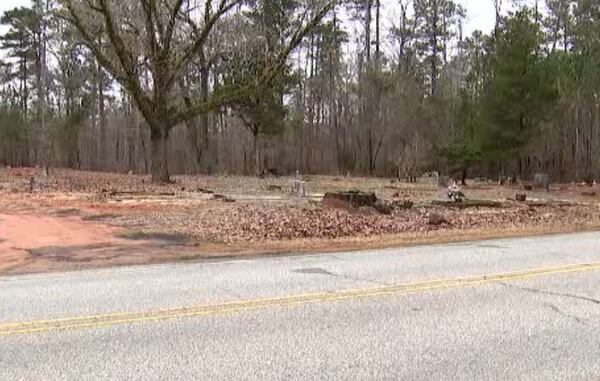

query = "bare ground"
[1, 167, 599, 275]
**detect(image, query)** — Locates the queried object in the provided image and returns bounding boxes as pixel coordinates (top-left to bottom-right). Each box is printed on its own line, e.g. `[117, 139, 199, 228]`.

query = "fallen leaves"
[1, 168, 600, 247]
[104, 201, 600, 245]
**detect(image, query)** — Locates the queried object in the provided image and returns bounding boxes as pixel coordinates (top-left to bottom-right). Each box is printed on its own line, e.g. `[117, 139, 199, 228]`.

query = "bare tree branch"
[166, 0, 242, 90]
[170, 0, 338, 125]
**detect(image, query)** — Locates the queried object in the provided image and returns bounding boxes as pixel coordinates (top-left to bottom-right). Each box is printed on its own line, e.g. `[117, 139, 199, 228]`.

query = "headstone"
[291, 180, 306, 197]
[533, 173, 550, 189]
[438, 175, 450, 187]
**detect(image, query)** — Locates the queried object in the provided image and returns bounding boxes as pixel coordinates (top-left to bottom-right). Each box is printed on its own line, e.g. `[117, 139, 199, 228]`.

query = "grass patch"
[116, 230, 189, 245]
[49, 208, 81, 217]
[81, 213, 121, 222]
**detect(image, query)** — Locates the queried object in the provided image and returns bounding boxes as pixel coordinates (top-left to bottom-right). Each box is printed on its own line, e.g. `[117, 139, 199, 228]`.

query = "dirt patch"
[0, 213, 124, 254]
[0, 213, 195, 276]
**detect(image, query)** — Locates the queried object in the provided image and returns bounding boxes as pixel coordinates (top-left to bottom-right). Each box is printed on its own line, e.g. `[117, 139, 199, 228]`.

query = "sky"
[0, 0, 498, 34]
[0, 0, 31, 34]
[0, 0, 30, 16]
[462, 0, 497, 35]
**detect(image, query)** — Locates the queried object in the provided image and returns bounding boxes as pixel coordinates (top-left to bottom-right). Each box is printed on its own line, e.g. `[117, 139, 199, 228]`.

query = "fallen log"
[431, 199, 504, 209]
[322, 191, 378, 209]
[105, 190, 176, 197]
[525, 200, 577, 208]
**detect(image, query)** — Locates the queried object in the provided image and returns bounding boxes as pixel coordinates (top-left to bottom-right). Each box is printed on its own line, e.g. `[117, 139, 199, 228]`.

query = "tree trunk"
[253, 130, 261, 176]
[365, 0, 372, 61]
[98, 68, 106, 170]
[430, 2, 439, 97]
[151, 127, 170, 183]
[198, 76, 209, 170]
[375, 0, 380, 62]
[368, 131, 373, 175]
[186, 119, 201, 173]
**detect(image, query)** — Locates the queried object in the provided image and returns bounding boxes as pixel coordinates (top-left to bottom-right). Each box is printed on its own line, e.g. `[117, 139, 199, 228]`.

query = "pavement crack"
[544, 303, 587, 325]
[499, 282, 600, 306]
[293, 267, 389, 286]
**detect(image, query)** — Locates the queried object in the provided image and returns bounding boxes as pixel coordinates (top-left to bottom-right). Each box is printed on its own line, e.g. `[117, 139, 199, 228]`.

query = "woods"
[0, 0, 599, 183]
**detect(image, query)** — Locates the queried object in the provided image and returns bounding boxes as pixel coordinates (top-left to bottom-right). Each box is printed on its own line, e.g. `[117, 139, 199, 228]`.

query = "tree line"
[0, 0, 599, 183]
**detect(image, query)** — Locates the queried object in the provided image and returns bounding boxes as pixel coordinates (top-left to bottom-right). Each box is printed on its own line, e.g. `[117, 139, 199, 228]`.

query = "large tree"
[413, 0, 464, 96]
[0, 7, 40, 121]
[480, 8, 557, 177]
[59, 0, 335, 182]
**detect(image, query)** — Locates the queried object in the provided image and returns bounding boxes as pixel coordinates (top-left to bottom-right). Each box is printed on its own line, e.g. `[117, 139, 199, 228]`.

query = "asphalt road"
[1, 232, 600, 380]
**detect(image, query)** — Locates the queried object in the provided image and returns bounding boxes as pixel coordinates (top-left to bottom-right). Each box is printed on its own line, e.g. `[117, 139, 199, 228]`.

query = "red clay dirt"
[0, 213, 195, 276]
[0, 213, 124, 255]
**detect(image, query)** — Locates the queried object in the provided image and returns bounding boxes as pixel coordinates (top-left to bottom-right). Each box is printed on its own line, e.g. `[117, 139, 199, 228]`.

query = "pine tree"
[480, 8, 557, 177]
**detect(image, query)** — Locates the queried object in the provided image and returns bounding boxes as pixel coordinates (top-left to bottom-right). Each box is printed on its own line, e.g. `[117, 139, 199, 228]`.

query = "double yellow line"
[2, 261, 600, 338]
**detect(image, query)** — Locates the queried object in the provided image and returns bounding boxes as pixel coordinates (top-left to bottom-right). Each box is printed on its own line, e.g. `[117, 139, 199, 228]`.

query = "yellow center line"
[2, 261, 600, 337]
